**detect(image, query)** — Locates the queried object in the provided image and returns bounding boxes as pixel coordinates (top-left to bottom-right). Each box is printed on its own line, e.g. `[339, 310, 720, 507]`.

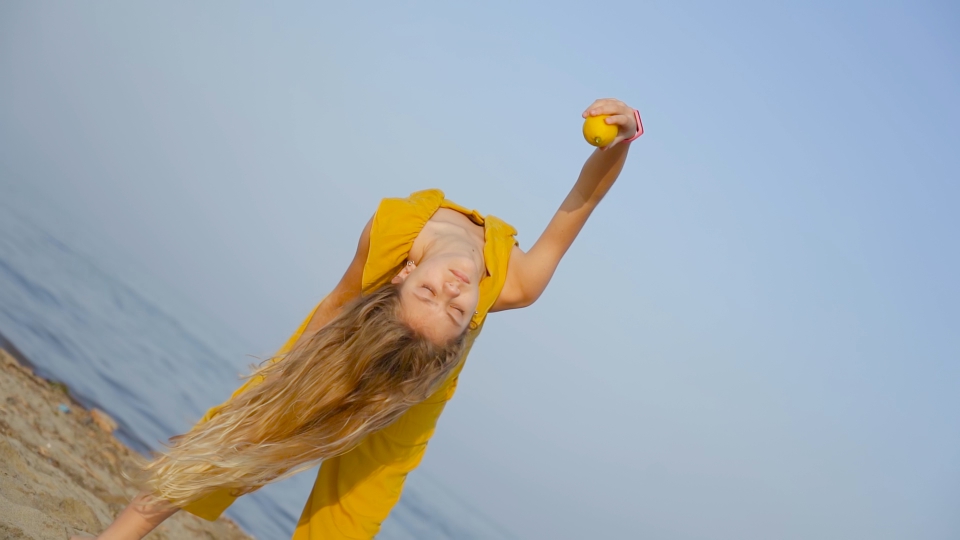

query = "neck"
[409, 215, 487, 279]
[422, 238, 483, 265]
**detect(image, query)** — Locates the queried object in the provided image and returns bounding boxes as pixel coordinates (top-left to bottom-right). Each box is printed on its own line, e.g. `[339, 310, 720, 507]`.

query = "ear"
[391, 260, 416, 284]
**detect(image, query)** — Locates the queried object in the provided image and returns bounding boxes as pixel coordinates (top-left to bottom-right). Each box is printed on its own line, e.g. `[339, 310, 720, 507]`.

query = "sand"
[0, 348, 254, 540]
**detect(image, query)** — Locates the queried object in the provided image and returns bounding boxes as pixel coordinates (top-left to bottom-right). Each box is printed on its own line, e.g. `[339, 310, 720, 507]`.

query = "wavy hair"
[140, 284, 467, 507]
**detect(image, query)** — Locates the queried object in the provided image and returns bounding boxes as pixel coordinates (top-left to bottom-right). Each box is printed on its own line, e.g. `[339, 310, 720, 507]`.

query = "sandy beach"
[0, 347, 253, 540]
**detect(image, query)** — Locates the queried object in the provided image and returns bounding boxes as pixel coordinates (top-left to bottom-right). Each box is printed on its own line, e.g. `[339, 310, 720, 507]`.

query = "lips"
[450, 269, 471, 285]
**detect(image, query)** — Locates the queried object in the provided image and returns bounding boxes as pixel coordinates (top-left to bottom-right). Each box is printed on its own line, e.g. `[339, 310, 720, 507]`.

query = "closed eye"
[415, 285, 465, 326]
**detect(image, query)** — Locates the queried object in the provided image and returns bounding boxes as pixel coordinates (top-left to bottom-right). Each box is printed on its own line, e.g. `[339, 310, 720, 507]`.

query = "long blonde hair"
[142, 284, 467, 507]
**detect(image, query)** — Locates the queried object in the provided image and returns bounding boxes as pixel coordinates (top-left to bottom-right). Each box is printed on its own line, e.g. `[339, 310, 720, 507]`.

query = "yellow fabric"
[181, 189, 517, 539]
[361, 189, 517, 330]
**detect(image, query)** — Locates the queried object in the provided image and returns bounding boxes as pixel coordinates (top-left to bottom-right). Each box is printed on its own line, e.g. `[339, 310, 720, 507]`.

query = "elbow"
[514, 283, 545, 309]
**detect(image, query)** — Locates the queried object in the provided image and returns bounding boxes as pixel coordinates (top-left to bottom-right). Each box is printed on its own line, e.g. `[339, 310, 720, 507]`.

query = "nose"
[444, 280, 461, 297]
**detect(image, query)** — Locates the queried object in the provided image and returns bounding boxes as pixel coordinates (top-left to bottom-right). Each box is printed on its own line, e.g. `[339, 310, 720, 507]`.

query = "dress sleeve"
[291, 367, 463, 540]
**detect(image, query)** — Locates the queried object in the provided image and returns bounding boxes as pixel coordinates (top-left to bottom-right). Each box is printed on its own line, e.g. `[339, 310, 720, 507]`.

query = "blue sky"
[1, 2, 958, 538]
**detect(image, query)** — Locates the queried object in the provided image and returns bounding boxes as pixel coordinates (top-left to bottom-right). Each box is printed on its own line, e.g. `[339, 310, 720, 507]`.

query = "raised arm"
[493, 98, 640, 311]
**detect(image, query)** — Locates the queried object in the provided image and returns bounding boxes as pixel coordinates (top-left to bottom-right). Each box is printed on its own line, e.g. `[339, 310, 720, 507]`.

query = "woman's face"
[393, 255, 480, 344]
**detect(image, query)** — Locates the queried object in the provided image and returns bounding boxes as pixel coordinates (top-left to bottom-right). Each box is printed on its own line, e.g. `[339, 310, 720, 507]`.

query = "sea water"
[0, 189, 515, 540]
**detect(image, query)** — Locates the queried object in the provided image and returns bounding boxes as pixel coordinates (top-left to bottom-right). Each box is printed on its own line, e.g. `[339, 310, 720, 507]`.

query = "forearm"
[86, 491, 178, 540]
[567, 143, 630, 226]
[530, 142, 630, 261]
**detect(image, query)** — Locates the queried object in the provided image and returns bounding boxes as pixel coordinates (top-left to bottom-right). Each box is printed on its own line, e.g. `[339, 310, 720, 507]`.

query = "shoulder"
[473, 214, 521, 322]
[363, 190, 445, 291]
[374, 189, 445, 221]
[489, 244, 530, 312]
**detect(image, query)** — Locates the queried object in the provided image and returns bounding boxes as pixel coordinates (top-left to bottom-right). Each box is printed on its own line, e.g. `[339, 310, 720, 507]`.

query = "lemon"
[582, 115, 618, 147]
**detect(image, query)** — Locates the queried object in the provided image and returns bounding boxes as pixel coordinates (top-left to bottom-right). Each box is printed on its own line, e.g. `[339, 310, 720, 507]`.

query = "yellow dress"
[181, 189, 518, 539]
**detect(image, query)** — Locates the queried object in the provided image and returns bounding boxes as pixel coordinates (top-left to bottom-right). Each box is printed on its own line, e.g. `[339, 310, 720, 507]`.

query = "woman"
[78, 97, 642, 540]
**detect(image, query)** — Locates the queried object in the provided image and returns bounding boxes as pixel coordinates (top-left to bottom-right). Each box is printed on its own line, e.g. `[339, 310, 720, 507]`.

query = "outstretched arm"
[493, 98, 641, 311]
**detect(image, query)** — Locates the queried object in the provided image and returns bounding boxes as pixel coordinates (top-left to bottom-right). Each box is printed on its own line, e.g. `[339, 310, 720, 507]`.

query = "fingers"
[606, 113, 636, 148]
[599, 113, 636, 150]
[580, 97, 637, 150]
[603, 113, 631, 126]
[582, 98, 629, 118]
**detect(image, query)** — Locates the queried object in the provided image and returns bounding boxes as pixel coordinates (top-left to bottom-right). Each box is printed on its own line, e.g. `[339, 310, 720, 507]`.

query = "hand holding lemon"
[582, 98, 642, 149]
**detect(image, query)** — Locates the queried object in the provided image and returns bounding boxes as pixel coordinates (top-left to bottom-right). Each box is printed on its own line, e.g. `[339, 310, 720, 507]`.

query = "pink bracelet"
[622, 109, 644, 143]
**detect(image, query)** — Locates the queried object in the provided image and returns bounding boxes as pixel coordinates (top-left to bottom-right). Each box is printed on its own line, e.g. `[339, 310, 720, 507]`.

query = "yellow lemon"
[582, 115, 618, 147]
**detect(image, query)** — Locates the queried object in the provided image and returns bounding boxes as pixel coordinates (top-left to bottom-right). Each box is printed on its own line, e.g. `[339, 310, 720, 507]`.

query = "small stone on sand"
[90, 408, 118, 434]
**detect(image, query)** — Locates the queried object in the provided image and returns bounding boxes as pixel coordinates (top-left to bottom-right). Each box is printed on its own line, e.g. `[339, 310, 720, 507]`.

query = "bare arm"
[71, 491, 178, 540]
[286, 215, 373, 350]
[493, 98, 639, 311]
[73, 218, 373, 540]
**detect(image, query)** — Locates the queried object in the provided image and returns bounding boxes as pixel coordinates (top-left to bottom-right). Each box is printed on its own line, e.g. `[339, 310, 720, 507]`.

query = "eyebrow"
[413, 291, 462, 327]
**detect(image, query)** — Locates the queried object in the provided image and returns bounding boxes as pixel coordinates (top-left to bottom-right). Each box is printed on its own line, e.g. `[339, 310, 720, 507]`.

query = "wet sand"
[0, 348, 254, 540]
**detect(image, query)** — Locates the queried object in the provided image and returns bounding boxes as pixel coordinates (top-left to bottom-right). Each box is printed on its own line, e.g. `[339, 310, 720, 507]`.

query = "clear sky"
[2, 2, 958, 539]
